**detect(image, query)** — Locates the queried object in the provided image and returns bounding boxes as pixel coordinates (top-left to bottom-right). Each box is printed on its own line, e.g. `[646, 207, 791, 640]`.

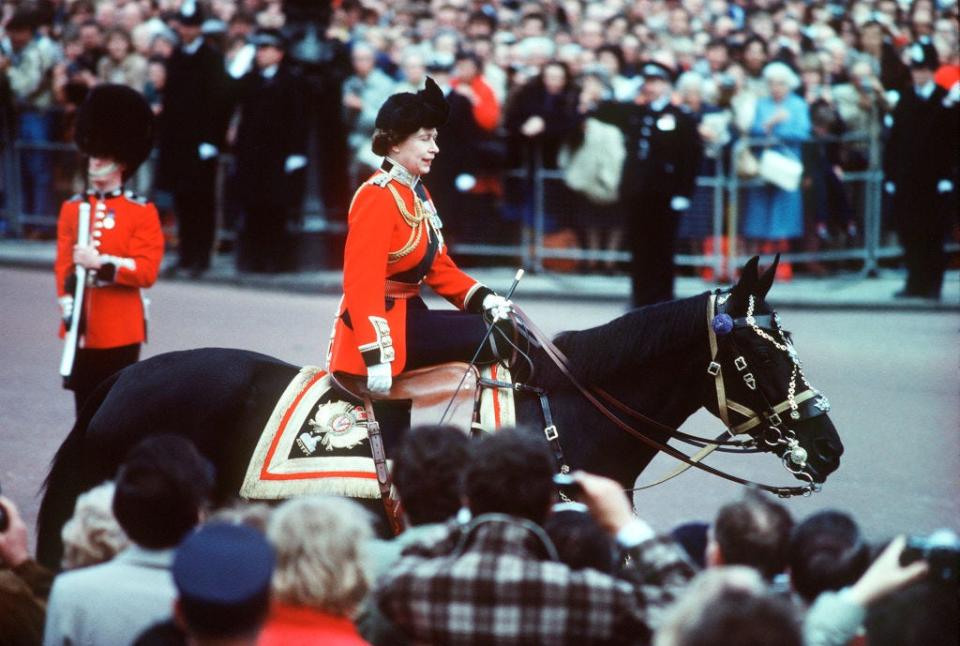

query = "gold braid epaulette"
[385, 183, 426, 263]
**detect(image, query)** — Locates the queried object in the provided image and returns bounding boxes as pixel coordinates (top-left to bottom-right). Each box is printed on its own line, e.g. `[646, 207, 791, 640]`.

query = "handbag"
[735, 147, 759, 178]
[758, 148, 803, 191]
[558, 118, 626, 205]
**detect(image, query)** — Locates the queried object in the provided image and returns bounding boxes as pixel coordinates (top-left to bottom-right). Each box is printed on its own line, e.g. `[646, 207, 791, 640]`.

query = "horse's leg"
[36, 371, 124, 569]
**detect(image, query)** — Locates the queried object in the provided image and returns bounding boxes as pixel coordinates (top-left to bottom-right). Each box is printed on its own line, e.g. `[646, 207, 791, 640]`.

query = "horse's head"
[705, 256, 843, 488]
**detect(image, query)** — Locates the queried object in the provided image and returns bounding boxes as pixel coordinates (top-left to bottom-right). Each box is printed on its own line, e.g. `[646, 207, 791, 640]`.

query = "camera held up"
[900, 529, 960, 584]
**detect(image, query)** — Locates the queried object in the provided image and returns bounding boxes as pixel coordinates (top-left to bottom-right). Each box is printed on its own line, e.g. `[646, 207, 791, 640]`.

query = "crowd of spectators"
[0, 0, 957, 271]
[1, 424, 957, 645]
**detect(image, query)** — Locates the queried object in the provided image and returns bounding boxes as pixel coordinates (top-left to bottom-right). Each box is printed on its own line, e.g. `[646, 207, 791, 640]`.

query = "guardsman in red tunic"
[54, 85, 162, 413]
[327, 78, 511, 393]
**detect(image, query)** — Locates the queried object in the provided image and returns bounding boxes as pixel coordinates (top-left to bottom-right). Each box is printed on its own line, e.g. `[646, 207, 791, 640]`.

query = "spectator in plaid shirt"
[375, 429, 696, 645]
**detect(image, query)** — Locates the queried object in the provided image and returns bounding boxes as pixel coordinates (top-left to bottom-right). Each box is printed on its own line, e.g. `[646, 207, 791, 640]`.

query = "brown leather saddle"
[332, 362, 478, 430]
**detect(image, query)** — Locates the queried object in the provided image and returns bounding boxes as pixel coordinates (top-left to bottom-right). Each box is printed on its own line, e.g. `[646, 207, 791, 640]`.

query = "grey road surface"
[1, 267, 957, 549]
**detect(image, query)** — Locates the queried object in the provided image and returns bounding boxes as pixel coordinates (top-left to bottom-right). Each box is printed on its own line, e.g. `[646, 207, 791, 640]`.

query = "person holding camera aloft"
[1, 494, 53, 645]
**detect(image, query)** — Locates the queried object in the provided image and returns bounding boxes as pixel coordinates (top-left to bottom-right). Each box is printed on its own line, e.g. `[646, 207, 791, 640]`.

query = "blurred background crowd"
[0, 0, 957, 279]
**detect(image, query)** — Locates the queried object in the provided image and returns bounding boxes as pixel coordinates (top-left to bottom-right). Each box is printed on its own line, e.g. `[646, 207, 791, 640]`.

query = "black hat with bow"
[74, 84, 155, 181]
[374, 76, 450, 137]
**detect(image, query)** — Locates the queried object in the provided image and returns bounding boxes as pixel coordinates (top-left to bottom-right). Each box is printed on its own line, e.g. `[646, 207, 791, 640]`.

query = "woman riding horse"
[326, 77, 510, 394]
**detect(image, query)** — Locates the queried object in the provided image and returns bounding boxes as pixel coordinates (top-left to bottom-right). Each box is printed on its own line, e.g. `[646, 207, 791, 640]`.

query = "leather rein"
[508, 293, 831, 498]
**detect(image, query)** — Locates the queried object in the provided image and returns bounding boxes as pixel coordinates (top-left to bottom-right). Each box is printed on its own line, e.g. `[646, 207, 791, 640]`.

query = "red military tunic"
[54, 189, 164, 349]
[327, 162, 490, 376]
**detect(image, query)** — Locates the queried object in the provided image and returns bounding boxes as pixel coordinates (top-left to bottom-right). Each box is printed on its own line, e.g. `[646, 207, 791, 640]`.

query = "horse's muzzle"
[793, 413, 843, 483]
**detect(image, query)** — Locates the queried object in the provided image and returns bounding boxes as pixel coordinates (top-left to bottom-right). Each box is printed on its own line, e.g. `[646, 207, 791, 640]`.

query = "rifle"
[59, 201, 92, 385]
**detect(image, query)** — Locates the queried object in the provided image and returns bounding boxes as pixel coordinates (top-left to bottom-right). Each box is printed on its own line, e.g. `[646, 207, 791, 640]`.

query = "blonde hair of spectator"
[207, 500, 274, 534]
[653, 566, 770, 646]
[799, 52, 824, 75]
[676, 71, 706, 97]
[267, 496, 373, 617]
[61, 481, 129, 570]
[762, 61, 801, 90]
[517, 36, 555, 64]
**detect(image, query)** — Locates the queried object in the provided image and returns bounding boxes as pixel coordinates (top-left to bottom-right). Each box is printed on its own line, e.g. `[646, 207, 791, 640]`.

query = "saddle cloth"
[240, 362, 514, 500]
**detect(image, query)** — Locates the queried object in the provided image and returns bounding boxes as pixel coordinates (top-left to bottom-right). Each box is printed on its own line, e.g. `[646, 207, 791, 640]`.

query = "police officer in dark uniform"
[883, 40, 958, 300]
[593, 61, 702, 307]
[232, 29, 308, 273]
[156, 0, 229, 277]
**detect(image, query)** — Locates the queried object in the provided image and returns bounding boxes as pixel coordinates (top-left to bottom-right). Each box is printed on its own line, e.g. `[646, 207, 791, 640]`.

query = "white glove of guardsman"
[367, 361, 392, 394]
[482, 293, 513, 322]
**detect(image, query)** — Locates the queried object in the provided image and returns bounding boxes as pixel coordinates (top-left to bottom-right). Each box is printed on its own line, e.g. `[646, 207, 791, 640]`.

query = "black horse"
[37, 257, 843, 567]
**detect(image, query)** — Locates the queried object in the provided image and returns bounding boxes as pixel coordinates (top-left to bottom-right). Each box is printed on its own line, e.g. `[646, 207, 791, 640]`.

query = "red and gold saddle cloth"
[240, 364, 514, 500]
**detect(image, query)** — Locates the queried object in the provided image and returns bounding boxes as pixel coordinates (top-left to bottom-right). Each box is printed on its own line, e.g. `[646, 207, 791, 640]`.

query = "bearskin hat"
[374, 76, 450, 137]
[74, 84, 154, 181]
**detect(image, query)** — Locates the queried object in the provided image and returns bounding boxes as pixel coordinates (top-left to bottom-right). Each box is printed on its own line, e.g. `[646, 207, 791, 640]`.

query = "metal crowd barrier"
[1, 129, 953, 277]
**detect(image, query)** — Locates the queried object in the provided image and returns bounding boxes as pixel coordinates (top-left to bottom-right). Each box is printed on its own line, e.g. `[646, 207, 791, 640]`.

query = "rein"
[510, 295, 826, 498]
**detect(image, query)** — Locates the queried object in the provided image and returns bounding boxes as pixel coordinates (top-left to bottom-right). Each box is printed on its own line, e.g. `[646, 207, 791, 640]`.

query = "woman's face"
[542, 64, 567, 94]
[744, 41, 767, 74]
[107, 34, 130, 61]
[392, 128, 439, 176]
[801, 69, 822, 89]
[768, 77, 790, 100]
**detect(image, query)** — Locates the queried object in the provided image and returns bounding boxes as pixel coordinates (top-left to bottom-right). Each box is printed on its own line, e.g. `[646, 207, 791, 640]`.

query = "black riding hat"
[74, 84, 154, 181]
[375, 76, 450, 137]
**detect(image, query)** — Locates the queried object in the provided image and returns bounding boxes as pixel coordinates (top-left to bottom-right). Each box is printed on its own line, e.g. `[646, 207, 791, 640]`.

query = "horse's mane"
[552, 292, 710, 385]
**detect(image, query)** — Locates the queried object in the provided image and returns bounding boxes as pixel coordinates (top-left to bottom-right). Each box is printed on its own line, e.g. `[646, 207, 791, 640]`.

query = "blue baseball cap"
[173, 523, 275, 637]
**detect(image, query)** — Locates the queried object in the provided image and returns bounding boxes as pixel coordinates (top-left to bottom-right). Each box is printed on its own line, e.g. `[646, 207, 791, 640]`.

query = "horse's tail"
[36, 371, 122, 570]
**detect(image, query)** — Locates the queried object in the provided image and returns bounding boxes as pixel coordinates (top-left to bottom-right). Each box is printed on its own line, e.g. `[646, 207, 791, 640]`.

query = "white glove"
[366, 362, 392, 394]
[884, 181, 895, 195]
[58, 295, 74, 324]
[670, 196, 691, 211]
[228, 42, 255, 79]
[482, 293, 513, 322]
[937, 179, 953, 194]
[284, 155, 308, 174]
[198, 142, 219, 160]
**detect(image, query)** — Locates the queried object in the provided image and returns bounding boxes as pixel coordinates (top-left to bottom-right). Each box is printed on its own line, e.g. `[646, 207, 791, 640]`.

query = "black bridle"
[506, 291, 831, 498]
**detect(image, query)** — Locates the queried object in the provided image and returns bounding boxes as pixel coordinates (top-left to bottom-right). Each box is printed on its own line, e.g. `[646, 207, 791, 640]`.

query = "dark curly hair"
[392, 425, 473, 525]
[466, 427, 556, 524]
[112, 435, 214, 549]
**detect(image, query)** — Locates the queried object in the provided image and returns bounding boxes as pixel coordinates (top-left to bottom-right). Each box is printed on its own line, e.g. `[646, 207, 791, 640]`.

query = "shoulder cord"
[385, 183, 425, 263]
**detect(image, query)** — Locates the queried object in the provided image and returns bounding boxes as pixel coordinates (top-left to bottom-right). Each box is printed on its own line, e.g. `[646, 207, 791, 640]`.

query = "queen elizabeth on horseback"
[326, 78, 510, 393]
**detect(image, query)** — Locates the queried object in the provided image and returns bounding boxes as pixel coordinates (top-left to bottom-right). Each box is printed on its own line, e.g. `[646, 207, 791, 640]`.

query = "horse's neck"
[523, 303, 711, 488]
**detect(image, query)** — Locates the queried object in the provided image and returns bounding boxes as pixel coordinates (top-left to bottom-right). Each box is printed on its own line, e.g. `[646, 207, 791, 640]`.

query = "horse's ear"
[757, 253, 779, 300]
[729, 256, 760, 312]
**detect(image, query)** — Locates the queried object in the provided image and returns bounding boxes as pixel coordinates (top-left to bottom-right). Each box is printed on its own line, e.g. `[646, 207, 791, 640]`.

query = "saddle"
[332, 362, 477, 431]
[241, 361, 514, 535]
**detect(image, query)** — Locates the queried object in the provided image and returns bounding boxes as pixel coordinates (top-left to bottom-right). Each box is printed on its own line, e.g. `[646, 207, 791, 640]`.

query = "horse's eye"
[754, 347, 774, 366]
